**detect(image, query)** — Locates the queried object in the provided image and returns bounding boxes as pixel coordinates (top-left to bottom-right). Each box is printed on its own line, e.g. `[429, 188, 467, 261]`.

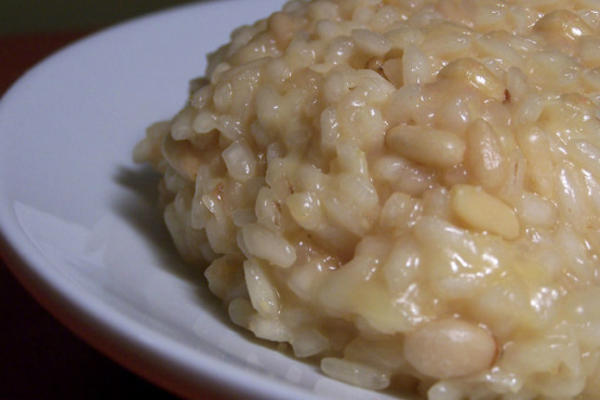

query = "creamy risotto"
[134, 0, 600, 398]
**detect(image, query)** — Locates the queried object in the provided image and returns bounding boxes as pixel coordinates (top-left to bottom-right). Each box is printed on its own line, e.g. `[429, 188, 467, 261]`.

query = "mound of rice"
[134, 0, 600, 398]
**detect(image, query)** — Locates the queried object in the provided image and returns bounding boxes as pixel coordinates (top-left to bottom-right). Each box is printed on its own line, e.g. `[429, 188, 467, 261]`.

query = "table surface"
[0, 32, 223, 400]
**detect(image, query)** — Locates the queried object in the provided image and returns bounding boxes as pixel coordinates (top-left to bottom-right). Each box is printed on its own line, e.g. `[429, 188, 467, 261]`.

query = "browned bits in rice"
[503, 88, 511, 103]
[134, 0, 600, 398]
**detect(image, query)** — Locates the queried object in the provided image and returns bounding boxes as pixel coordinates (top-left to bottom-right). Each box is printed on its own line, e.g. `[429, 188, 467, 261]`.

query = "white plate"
[0, 2, 400, 399]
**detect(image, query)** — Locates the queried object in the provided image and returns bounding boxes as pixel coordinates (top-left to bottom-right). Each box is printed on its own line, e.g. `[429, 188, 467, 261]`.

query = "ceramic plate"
[0, 1, 400, 399]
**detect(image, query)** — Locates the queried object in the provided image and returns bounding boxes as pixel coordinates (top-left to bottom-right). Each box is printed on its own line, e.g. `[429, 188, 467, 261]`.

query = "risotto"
[134, 0, 600, 398]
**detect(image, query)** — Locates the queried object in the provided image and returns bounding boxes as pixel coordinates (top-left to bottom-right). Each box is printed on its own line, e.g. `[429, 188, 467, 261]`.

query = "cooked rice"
[134, 0, 600, 398]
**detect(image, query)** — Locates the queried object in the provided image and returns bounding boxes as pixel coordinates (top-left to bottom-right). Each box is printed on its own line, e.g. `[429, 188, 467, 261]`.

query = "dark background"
[0, 0, 196, 34]
[0, 1, 224, 399]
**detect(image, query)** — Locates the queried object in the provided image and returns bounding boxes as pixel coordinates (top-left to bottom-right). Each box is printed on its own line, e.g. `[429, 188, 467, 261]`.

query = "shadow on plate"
[111, 165, 226, 320]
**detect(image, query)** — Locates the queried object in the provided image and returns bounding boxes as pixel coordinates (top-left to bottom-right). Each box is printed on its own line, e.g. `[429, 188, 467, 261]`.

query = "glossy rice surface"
[134, 0, 600, 398]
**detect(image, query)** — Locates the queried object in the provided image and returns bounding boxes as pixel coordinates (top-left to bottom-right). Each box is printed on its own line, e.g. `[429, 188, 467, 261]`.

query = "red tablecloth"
[0, 32, 223, 400]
